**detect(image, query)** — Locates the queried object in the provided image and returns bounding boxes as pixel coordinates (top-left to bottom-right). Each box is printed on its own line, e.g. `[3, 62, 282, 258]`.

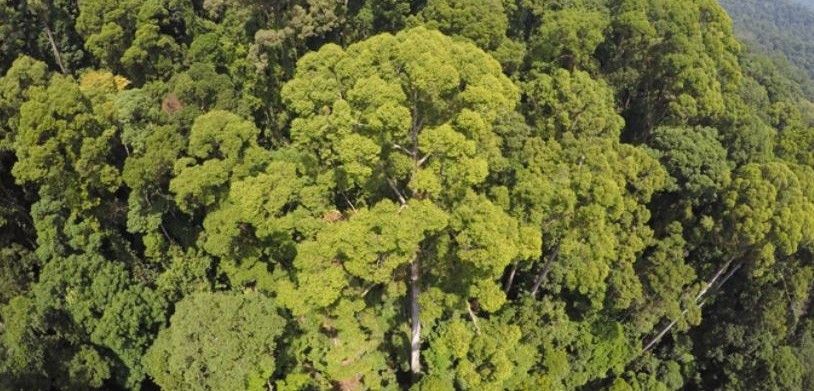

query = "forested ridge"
[0, 0, 813, 390]
[793, 0, 814, 10]
[719, 0, 814, 96]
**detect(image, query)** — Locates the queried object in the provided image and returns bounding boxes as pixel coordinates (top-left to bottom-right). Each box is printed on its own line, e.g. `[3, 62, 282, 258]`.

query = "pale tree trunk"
[409, 257, 421, 375]
[466, 300, 482, 335]
[641, 256, 742, 353]
[391, 184, 423, 376]
[529, 259, 553, 297]
[694, 255, 737, 302]
[43, 24, 67, 74]
[407, 96, 425, 376]
[530, 246, 559, 297]
[641, 304, 700, 353]
[504, 262, 519, 294]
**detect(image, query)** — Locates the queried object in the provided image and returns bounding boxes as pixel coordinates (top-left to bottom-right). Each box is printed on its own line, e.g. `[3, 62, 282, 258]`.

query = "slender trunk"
[409, 257, 422, 375]
[504, 262, 519, 294]
[466, 300, 482, 336]
[530, 246, 559, 297]
[641, 309, 686, 353]
[407, 92, 425, 377]
[695, 255, 737, 302]
[641, 259, 743, 353]
[159, 223, 172, 242]
[43, 24, 67, 74]
[529, 260, 552, 297]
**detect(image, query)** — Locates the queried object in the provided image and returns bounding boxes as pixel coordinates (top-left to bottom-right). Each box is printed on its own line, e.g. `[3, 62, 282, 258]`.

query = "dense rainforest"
[719, 0, 814, 96]
[0, 0, 813, 390]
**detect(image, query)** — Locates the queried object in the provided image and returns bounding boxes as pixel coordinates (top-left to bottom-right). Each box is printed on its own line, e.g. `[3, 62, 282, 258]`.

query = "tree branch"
[641, 259, 744, 354]
[504, 262, 519, 294]
[392, 143, 415, 157]
[43, 24, 67, 74]
[695, 255, 737, 302]
[341, 190, 357, 213]
[386, 177, 407, 206]
[531, 245, 560, 297]
[409, 255, 422, 375]
[466, 300, 482, 336]
[416, 153, 431, 167]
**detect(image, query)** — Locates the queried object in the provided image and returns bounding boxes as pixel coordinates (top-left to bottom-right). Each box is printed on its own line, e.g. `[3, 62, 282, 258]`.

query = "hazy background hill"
[720, 0, 814, 97]
[793, 0, 814, 9]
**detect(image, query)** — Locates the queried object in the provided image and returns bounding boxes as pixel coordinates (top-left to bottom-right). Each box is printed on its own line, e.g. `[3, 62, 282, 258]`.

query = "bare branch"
[392, 143, 415, 157]
[504, 262, 519, 294]
[387, 177, 407, 206]
[641, 307, 689, 353]
[341, 191, 357, 213]
[466, 300, 483, 336]
[361, 283, 379, 297]
[43, 25, 67, 74]
[409, 256, 422, 374]
[695, 255, 737, 302]
[531, 245, 560, 297]
[417, 153, 432, 167]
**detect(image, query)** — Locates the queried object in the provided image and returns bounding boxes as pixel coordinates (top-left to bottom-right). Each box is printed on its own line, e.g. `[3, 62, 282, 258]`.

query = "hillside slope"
[793, 0, 814, 9]
[720, 0, 814, 85]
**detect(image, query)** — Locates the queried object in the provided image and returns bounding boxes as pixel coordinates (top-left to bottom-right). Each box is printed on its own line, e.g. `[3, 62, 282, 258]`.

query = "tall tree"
[11, 71, 126, 262]
[280, 26, 538, 381]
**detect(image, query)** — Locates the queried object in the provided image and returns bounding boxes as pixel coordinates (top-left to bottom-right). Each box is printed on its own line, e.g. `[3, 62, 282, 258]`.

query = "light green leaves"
[514, 135, 666, 308]
[0, 56, 49, 150]
[170, 110, 268, 212]
[282, 27, 518, 201]
[648, 126, 732, 204]
[420, 0, 509, 50]
[523, 68, 624, 140]
[420, 318, 535, 390]
[281, 199, 449, 314]
[723, 162, 814, 276]
[76, 0, 190, 81]
[532, 8, 609, 71]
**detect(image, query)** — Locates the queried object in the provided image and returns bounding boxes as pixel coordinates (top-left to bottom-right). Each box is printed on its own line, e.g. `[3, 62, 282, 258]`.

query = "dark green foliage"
[647, 126, 732, 205]
[0, 0, 813, 390]
[144, 292, 285, 390]
[1, 253, 165, 389]
[721, 0, 814, 84]
[0, 0, 86, 75]
[0, 244, 38, 304]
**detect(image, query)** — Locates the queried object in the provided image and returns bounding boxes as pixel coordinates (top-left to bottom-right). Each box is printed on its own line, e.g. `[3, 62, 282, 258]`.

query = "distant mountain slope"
[793, 0, 814, 10]
[720, 0, 814, 85]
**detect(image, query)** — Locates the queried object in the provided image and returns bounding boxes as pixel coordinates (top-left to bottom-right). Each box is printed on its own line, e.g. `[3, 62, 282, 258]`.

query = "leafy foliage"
[145, 292, 285, 391]
[0, 0, 813, 390]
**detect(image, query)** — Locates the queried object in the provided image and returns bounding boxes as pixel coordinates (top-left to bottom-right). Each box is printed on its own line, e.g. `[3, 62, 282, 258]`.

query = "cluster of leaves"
[0, 0, 813, 390]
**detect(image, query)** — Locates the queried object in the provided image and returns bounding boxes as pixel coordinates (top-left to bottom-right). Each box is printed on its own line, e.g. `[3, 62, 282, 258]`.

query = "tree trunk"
[530, 246, 559, 297]
[694, 255, 737, 302]
[529, 261, 552, 297]
[43, 24, 67, 74]
[504, 262, 519, 294]
[641, 309, 686, 353]
[466, 300, 482, 335]
[641, 258, 743, 353]
[409, 257, 422, 375]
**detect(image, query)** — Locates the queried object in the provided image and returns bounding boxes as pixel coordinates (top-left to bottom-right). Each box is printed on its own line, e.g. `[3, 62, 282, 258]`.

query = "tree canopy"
[1, 0, 813, 390]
